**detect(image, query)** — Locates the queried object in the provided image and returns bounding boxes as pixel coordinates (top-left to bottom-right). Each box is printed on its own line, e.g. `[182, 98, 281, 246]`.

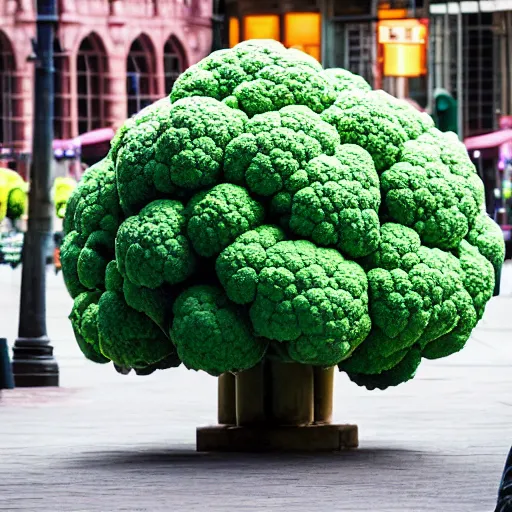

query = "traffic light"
[433, 88, 458, 135]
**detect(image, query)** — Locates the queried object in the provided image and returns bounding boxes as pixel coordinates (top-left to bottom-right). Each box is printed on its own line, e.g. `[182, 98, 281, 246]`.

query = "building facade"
[0, 0, 213, 161]
[429, 1, 512, 138]
[224, 0, 430, 105]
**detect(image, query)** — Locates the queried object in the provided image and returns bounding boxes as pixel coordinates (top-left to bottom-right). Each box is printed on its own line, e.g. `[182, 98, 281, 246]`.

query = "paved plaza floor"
[0, 265, 511, 511]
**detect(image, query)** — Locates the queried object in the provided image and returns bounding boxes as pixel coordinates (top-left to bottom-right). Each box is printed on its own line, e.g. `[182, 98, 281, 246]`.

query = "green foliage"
[171, 285, 268, 375]
[69, 291, 109, 364]
[97, 290, 178, 369]
[7, 188, 26, 220]
[171, 40, 335, 117]
[0, 167, 27, 222]
[114, 96, 247, 215]
[116, 199, 195, 289]
[64, 158, 121, 237]
[59, 39, 504, 388]
[320, 68, 372, 94]
[187, 184, 264, 257]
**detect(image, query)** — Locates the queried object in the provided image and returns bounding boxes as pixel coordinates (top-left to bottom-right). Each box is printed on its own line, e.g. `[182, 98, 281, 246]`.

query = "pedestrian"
[496, 447, 512, 512]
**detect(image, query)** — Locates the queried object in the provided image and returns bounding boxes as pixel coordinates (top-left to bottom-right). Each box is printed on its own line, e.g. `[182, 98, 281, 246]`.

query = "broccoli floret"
[69, 291, 110, 364]
[416, 129, 486, 209]
[224, 105, 340, 195]
[320, 68, 372, 93]
[420, 286, 477, 359]
[98, 290, 178, 369]
[187, 184, 264, 258]
[132, 353, 183, 376]
[216, 225, 287, 304]
[288, 146, 380, 258]
[321, 90, 409, 172]
[77, 230, 114, 291]
[64, 158, 121, 237]
[456, 240, 495, 320]
[381, 140, 481, 249]
[116, 199, 195, 289]
[60, 231, 88, 298]
[104, 260, 124, 293]
[339, 329, 411, 376]
[352, 223, 477, 373]
[171, 41, 335, 117]
[231, 65, 337, 117]
[61, 158, 122, 297]
[109, 97, 173, 164]
[115, 97, 247, 215]
[466, 213, 505, 275]
[218, 230, 371, 366]
[345, 348, 422, 391]
[170, 285, 267, 376]
[372, 90, 434, 139]
[224, 108, 381, 258]
[105, 259, 174, 332]
[123, 279, 174, 332]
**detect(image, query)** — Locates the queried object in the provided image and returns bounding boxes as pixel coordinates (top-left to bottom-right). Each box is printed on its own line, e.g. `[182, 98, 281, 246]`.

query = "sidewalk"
[0, 265, 511, 511]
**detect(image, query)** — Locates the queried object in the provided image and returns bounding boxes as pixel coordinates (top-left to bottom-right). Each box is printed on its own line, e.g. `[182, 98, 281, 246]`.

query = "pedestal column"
[197, 361, 358, 452]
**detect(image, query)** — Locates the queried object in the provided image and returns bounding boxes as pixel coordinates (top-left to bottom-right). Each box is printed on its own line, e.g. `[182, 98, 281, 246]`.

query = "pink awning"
[464, 129, 512, 152]
[77, 128, 115, 147]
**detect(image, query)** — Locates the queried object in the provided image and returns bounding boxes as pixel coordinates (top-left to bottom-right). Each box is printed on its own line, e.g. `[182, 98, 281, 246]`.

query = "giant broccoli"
[60, 39, 503, 389]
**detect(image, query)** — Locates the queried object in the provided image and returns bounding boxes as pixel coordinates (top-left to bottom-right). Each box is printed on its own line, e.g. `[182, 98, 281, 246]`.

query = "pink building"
[0, 0, 213, 161]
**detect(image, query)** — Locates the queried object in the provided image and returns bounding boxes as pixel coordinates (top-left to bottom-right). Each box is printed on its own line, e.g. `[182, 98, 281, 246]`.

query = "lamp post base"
[197, 424, 358, 453]
[12, 336, 59, 387]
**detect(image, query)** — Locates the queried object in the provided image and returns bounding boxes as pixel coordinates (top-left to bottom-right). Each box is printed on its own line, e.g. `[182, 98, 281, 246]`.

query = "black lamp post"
[211, 0, 226, 52]
[12, 0, 59, 387]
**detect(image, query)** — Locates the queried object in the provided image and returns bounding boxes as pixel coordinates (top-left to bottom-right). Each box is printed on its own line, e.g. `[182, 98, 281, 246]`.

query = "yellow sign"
[378, 19, 427, 77]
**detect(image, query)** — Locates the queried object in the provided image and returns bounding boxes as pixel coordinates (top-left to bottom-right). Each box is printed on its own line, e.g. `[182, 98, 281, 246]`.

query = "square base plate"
[196, 424, 358, 452]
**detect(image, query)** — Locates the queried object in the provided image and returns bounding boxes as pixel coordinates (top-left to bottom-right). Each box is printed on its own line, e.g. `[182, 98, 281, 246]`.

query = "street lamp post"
[11, 0, 59, 387]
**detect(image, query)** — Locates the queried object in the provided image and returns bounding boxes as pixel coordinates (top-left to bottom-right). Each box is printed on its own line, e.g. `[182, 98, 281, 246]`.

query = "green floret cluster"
[60, 39, 504, 388]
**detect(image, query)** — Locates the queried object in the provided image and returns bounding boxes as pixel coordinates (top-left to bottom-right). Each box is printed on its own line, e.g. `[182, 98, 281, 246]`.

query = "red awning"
[464, 129, 512, 152]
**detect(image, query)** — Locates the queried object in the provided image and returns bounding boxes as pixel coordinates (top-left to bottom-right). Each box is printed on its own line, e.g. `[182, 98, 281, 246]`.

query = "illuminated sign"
[378, 19, 428, 77]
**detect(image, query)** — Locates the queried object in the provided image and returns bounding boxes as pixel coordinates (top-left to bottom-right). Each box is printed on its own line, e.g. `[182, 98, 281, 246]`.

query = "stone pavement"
[0, 265, 511, 512]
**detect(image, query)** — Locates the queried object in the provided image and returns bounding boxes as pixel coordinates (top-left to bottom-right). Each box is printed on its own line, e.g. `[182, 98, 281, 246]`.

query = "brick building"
[0, 0, 213, 163]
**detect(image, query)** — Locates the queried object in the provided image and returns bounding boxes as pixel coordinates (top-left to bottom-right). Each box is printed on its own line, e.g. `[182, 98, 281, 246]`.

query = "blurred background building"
[0, 0, 213, 173]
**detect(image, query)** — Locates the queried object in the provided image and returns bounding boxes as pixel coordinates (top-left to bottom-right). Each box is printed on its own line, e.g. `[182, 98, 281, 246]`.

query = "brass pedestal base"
[196, 423, 358, 452]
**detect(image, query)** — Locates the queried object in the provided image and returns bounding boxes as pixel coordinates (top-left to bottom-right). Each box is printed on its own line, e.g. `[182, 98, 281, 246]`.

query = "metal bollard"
[0, 338, 15, 390]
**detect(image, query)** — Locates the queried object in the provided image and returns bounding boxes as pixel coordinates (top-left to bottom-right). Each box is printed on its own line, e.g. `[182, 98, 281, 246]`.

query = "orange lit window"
[284, 12, 321, 61]
[229, 17, 240, 48]
[243, 15, 280, 41]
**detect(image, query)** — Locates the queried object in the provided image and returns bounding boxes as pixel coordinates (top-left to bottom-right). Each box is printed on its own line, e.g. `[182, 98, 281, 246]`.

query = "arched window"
[0, 31, 17, 148]
[77, 33, 108, 135]
[163, 36, 187, 94]
[54, 38, 72, 139]
[127, 35, 157, 117]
